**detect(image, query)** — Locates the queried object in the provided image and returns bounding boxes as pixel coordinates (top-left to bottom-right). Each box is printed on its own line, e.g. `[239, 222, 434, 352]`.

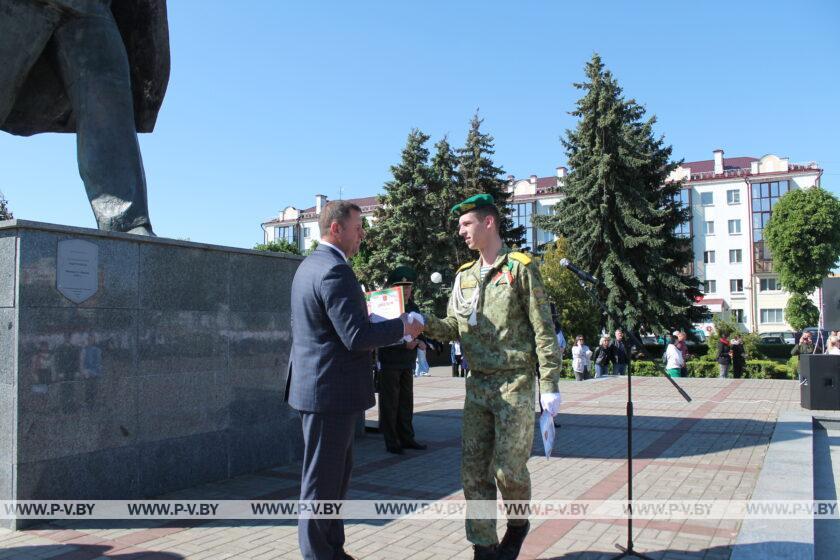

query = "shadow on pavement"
[542, 540, 810, 559]
[531, 412, 786, 460]
[0, 544, 184, 559]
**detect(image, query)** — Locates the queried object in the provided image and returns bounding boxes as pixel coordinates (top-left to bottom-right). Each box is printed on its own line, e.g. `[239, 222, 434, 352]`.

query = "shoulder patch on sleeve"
[509, 252, 532, 266]
[457, 260, 475, 272]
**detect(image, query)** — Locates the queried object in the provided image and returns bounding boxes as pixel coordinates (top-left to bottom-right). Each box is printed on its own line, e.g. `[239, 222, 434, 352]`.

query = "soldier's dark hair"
[472, 204, 501, 231]
[319, 200, 362, 233]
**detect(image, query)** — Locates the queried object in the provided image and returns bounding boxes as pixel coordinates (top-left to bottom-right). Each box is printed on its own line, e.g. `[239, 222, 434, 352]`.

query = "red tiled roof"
[536, 177, 559, 189]
[351, 195, 380, 208]
[680, 157, 757, 173]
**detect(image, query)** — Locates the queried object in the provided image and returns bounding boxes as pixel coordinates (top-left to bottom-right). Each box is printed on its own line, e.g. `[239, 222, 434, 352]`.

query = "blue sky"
[1, 0, 838, 248]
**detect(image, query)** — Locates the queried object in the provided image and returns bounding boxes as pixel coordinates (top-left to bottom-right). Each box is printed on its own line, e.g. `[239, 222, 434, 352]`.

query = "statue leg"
[0, 0, 61, 123]
[53, 7, 154, 235]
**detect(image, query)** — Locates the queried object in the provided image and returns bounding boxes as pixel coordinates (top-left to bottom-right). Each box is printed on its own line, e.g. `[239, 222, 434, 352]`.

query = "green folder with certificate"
[365, 286, 405, 322]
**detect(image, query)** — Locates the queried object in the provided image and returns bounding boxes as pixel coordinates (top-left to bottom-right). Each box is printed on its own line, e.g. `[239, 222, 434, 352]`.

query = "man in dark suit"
[287, 200, 424, 560]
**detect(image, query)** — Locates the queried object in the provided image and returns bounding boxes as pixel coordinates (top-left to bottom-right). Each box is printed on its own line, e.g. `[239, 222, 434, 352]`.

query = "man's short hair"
[472, 204, 501, 230]
[319, 200, 362, 233]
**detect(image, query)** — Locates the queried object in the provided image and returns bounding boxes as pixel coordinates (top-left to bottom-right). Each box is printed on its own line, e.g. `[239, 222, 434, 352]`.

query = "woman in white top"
[664, 335, 685, 377]
[571, 335, 592, 381]
[827, 335, 840, 355]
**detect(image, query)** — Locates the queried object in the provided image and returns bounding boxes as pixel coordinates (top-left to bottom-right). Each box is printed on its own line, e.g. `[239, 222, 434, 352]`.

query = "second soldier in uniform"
[423, 194, 563, 560]
[377, 265, 428, 454]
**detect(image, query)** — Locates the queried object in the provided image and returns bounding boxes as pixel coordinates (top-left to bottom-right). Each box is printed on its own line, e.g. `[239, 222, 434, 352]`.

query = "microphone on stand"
[559, 258, 597, 284]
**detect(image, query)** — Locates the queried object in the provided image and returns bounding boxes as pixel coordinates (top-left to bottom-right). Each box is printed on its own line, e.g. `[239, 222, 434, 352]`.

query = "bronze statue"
[0, 0, 170, 235]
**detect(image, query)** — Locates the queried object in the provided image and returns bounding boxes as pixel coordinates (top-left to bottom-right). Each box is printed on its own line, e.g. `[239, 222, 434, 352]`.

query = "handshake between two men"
[289, 195, 565, 560]
[399, 311, 426, 340]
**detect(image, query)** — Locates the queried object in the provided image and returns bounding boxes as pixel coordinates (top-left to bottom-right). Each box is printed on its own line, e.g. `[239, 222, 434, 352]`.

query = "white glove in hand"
[408, 311, 425, 325]
[402, 312, 425, 342]
[540, 392, 562, 416]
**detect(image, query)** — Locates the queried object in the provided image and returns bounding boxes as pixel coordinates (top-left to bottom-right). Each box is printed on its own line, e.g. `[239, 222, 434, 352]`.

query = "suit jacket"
[286, 245, 404, 414]
[1, 0, 169, 136]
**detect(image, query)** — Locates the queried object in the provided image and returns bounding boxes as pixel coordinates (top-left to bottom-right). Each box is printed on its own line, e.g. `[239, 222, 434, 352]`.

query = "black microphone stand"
[573, 278, 692, 560]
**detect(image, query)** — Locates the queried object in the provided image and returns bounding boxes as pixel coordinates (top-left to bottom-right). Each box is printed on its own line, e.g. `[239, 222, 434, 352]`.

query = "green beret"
[387, 265, 417, 286]
[450, 193, 496, 216]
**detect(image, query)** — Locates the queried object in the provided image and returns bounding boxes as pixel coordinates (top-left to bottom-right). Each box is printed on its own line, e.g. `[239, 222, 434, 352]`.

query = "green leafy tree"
[534, 54, 702, 334]
[457, 112, 525, 249]
[253, 238, 301, 255]
[349, 218, 372, 282]
[304, 239, 320, 256]
[539, 238, 601, 345]
[764, 187, 840, 294]
[785, 293, 820, 331]
[356, 129, 438, 310]
[0, 192, 12, 221]
[706, 316, 762, 360]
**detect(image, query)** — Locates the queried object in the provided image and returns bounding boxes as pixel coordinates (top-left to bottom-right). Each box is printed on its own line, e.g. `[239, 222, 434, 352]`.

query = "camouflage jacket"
[425, 246, 562, 393]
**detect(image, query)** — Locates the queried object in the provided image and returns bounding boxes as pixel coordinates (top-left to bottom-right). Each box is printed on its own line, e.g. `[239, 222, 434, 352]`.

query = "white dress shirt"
[319, 240, 347, 262]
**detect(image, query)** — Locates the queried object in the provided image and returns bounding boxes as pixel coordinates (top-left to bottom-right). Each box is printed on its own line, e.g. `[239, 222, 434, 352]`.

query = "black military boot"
[473, 544, 498, 560]
[497, 521, 529, 560]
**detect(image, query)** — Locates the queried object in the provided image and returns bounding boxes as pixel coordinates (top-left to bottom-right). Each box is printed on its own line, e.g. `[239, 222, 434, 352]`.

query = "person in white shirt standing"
[571, 335, 592, 381]
[827, 335, 840, 355]
[664, 334, 685, 377]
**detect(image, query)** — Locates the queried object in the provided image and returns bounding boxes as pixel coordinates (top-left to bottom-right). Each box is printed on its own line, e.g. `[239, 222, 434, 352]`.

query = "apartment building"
[261, 150, 822, 333]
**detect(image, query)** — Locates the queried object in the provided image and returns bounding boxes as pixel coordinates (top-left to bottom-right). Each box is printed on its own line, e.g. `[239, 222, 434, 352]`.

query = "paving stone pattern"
[0, 371, 803, 559]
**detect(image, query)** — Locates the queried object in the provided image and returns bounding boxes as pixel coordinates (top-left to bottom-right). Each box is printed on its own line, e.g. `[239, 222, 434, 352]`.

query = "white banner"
[2, 500, 839, 520]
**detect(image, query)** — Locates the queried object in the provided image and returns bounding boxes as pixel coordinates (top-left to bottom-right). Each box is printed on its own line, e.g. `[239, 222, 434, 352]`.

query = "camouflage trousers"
[462, 369, 535, 546]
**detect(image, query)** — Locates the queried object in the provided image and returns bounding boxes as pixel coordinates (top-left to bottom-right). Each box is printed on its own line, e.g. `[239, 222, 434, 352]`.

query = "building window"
[512, 202, 533, 249]
[275, 226, 298, 246]
[729, 249, 742, 263]
[303, 227, 311, 238]
[700, 192, 714, 206]
[673, 188, 691, 238]
[536, 205, 557, 247]
[732, 309, 745, 323]
[704, 221, 715, 235]
[727, 189, 741, 205]
[752, 180, 792, 260]
[760, 277, 782, 292]
[760, 308, 785, 324]
[703, 251, 715, 264]
[730, 279, 744, 293]
[728, 219, 741, 235]
[703, 280, 717, 294]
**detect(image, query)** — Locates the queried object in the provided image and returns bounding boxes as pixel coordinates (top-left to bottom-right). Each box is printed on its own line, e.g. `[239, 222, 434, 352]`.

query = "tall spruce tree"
[0, 191, 12, 221]
[356, 129, 439, 312]
[457, 112, 525, 250]
[425, 136, 463, 315]
[536, 54, 702, 333]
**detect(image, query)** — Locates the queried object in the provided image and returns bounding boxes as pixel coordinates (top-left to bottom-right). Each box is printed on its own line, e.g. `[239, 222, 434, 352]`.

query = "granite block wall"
[0, 221, 304, 527]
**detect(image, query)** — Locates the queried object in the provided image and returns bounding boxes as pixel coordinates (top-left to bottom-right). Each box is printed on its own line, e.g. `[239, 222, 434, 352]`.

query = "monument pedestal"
[0, 220, 304, 528]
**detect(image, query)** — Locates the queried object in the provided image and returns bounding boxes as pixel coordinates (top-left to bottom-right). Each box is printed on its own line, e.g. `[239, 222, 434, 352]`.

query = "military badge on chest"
[491, 270, 514, 286]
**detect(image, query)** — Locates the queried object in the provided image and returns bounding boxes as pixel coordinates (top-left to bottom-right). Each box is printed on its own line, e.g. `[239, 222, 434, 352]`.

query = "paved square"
[0, 371, 804, 559]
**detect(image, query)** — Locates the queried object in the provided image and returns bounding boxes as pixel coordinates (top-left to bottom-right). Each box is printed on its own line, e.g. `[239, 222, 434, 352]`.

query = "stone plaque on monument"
[56, 239, 99, 303]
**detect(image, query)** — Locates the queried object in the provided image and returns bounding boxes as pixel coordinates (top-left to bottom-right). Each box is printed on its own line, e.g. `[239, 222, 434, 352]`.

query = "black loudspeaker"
[800, 354, 840, 410]
[823, 277, 840, 332]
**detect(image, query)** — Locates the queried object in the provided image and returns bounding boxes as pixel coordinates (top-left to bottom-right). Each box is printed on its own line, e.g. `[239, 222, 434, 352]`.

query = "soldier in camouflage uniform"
[423, 194, 562, 560]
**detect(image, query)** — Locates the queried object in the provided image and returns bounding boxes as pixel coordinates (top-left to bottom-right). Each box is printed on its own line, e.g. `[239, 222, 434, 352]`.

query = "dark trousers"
[452, 355, 464, 377]
[378, 367, 415, 448]
[298, 411, 357, 560]
[0, 0, 153, 231]
[574, 367, 590, 381]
